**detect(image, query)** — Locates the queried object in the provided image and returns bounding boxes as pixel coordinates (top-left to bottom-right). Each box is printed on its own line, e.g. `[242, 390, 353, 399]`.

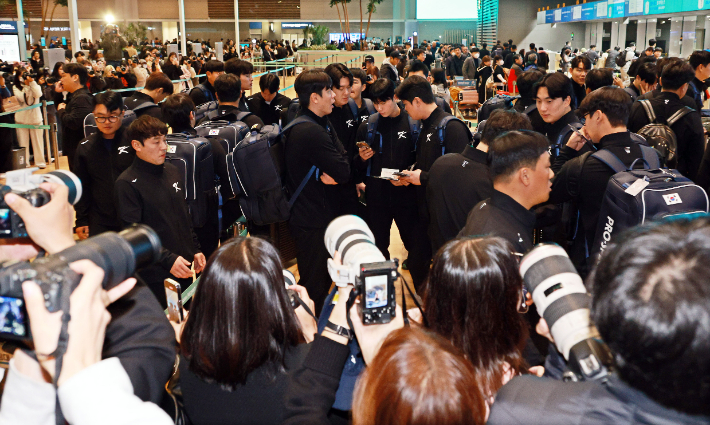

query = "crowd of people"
[0, 29, 709, 425]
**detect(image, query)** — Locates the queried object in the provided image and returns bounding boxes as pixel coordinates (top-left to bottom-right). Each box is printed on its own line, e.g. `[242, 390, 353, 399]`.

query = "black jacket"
[57, 87, 94, 168]
[688, 77, 707, 113]
[284, 109, 351, 228]
[445, 54, 465, 77]
[124, 91, 163, 120]
[104, 281, 176, 404]
[189, 81, 217, 107]
[628, 91, 705, 180]
[488, 375, 710, 425]
[379, 62, 399, 85]
[458, 189, 537, 254]
[530, 109, 580, 161]
[548, 131, 646, 264]
[283, 336, 351, 425]
[73, 127, 135, 231]
[246, 92, 291, 126]
[115, 156, 201, 271]
[572, 80, 586, 107]
[354, 107, 418, 207]
[427, 146, 493, 253]
[180, 344, 310, 425]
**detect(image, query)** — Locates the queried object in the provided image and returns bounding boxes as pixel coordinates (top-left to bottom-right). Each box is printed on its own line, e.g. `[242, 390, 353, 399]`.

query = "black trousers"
[366, 183, 430, 290]
[289, 224, 332, 315]
[88, 222, 122, 238]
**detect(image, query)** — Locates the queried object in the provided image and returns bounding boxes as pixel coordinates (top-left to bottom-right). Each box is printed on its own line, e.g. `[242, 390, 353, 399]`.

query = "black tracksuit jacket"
[73, 126, 135, 232]
[285, 109, 351, 229]
[246, 92, 292, 126]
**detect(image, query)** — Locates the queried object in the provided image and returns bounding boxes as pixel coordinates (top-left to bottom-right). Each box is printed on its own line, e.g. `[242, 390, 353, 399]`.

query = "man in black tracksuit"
[74, 91, 135, 240]
[325, 64, 361, 217]
[285, 70, 351, 313]
[548, 87, 656, 273]
[224, 57, 254, 112]
[354, 78, 420, 270]
[247, 73, 292, 126]
[124, 72, 174, 121]
[162, 93, 233, 259]
[57, 63, 94, 172]
[427, 109, 532, 254]
[189, 59, 223, 106]
[115, 115, 206, 308]
[395, 76, 471, 287]
[530, 72, 581, 158]
[629, 61, 705, 181]
[196, 73, 264, 128]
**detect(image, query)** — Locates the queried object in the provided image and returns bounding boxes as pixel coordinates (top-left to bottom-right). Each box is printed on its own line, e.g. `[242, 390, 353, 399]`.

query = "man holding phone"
[548, 87, 656, 273]
[354, 78, 422, 271]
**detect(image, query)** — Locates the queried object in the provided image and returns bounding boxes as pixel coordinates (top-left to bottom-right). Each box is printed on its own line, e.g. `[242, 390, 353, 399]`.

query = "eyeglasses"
[95, 115, 120, 123]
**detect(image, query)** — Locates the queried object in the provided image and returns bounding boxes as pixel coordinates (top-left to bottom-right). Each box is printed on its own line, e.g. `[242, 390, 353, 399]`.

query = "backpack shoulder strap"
[523, 104, 537, 115]
[638, 99, 657, 124]
[666, 106, 695, 127]
[280, 114, 318, 135]
[196, 84, 214, 102]
[366, 112, 380, 146]
[347, 98, 359, 119]
[235, 111, 252, 122]
[567, 151, 593, 198]
[288, 166, 317, 208]
[591, 149, 629, 173]
[363, 98, 376, 115]
[437, 115, 471, 155]
[639, 144, 661, 169]
[131, 101, 158, 112]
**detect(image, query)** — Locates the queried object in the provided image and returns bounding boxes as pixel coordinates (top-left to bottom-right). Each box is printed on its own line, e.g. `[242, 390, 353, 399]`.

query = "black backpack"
[477, 94, 520, 122]
[194, 101, 218, 123]
[83, 109, 138, 139]
[165, 133, 215, 228]
[225, 117, 319, 225]
[195, 119, 250, 154]
[190, 84, 215, 103]
[363, 112, 421, 176]
[615, 52, 627, 68]
[587, 146, 708, 260]
[282, 98, 301, 127]
[636, 99, 694, 168]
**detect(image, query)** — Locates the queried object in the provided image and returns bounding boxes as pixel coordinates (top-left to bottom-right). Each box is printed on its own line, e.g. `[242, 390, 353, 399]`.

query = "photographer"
[0, 181, 175, 410]
[175, 237, 316, 424]
[74, 91, 135, 239]
[13, 69, 46, 168]
[103, 65, 126, 90]
[488, 217, 710, 424]
[458, 130, 553, 254]
[100, 25, 128, 68]
[57, 63, 94, 172]
[115, 116, 206, 307]
[427, 109, 532, 253]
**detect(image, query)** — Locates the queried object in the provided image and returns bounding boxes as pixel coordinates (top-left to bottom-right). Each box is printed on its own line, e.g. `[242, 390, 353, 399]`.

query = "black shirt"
[124, 91, 163, 120]
[628, 91, 705, 180]
[74, 127, 135, 231]
[416, 107, 471, 186]
[246, 92, 292, 126]
[572, 80, 586, 106]
[57, 87, 94, 168]
[115, 156, 201, 271]
[354, 107, 417, 204]
[458, 189, 537, 254]
[427, 146, 493, 253]
[284, 109, 351, 228]
[530, 109, 580, 161]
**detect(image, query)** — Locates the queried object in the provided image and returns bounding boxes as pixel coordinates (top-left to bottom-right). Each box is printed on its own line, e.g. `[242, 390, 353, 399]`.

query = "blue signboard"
[0, 21, 18, 35]
[545, 10, 555, 23]
[609, 0, 626, 16]
[560, 6, 573, 22]
[582, 3, 596, 19]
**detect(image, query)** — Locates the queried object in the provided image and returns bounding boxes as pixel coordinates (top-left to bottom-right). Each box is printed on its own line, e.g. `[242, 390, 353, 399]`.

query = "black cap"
[389, 50, 401, 59]
[364, 55, 375, 63]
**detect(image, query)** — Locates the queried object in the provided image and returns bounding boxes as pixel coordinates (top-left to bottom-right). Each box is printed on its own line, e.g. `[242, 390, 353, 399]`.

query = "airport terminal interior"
[0, 0, 709, 424]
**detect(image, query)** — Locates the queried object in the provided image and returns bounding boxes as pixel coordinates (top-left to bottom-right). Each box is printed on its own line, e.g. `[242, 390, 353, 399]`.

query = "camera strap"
[293, 293, 317, 321]
[397, 272, 428, 328]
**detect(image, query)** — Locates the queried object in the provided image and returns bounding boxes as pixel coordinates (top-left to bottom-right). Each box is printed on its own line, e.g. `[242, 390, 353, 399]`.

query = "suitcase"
[194, 120, 249, 153]
[165, 133, 215, 228]
[11, 148, 26, 170]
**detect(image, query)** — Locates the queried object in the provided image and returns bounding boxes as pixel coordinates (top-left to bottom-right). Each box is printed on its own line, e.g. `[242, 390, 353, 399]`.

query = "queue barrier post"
[50, 122, 60, 170]
[41, 100, 52, 167]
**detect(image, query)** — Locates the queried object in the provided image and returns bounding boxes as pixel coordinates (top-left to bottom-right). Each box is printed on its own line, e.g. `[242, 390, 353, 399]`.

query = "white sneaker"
[38, 164, 47, 169]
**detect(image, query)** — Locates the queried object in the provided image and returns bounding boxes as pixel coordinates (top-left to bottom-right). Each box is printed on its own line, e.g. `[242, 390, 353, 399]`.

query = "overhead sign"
[282, 22, 312, 29]
[0, 21, 18, 35]
[543, 0, 708, 24]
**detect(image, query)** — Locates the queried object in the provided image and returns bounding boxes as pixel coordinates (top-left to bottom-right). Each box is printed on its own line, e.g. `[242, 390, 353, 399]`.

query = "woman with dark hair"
[430, 67, 450, 104]
[423, 237, 532, 399]
[178, 236, 316, 425]
[352, 327, 488, 425]
[161, 52, 182, 82]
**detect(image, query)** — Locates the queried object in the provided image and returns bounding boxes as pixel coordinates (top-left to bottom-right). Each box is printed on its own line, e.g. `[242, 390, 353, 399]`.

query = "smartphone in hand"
[165, 278, 184, 323]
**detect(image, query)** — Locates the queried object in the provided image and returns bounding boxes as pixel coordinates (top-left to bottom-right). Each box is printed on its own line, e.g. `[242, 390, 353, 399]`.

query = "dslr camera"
[519, 244, 614, 382]
[324, 215, 397, 325]
[0, 168, 82, 239]
[21, 72, 38, 80]
[0, 225, 161, 341]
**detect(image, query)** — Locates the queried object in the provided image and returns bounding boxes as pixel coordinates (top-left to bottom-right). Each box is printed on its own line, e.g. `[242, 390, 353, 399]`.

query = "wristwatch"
[324, 320, 353, 340]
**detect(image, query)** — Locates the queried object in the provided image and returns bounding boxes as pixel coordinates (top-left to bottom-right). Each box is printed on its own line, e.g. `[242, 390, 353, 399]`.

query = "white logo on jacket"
[398, 131, 407, 139]
[346, 119, 354, 128]
[275, 105, 283, 111]
[118, 146, 129, 154]
[173, 182, 181, 192]
[426, 133, 432, 142]
[462, 160, 469, 167]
